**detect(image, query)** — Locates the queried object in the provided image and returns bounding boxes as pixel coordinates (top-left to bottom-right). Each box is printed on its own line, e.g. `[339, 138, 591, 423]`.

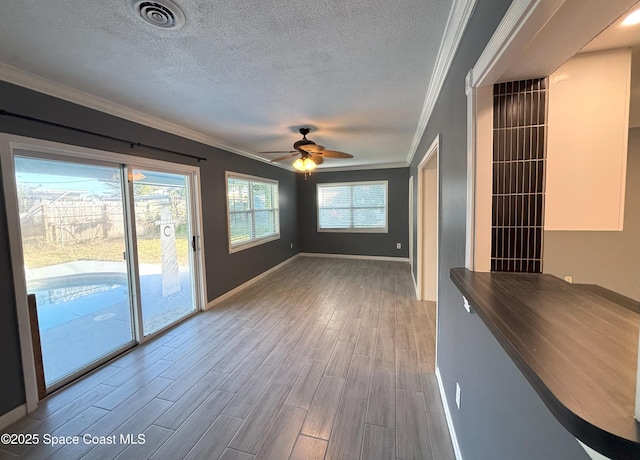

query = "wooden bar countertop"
[450, 268, 640, 459]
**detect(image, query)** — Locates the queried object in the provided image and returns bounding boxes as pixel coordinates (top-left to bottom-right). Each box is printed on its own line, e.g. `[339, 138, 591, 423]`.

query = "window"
[226, 172, 280, 252]
[317, 181, 388, 232]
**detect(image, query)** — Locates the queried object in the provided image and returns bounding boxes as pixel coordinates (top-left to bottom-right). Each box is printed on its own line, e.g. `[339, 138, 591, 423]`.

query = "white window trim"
[316, 180, 389, 233]
[225, 171, 280, 253]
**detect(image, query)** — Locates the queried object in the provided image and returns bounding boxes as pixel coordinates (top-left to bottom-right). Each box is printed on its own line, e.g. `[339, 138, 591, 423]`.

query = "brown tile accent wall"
[491, 78, 547, 273]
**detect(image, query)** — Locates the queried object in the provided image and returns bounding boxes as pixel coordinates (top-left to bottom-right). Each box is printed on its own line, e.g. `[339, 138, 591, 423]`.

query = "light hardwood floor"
[0, 256, 455, 460]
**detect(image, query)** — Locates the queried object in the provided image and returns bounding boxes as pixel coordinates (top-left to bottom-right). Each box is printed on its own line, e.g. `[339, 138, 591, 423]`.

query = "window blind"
[226, 173, 279, 251]
[317, 181, 388, 232]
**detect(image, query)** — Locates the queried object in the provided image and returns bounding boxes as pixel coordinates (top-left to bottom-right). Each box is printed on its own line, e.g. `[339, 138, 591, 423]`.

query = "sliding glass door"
[131, 169, 196, 336]
[14, 156, 135, 387]
[9, 147, 203, 392]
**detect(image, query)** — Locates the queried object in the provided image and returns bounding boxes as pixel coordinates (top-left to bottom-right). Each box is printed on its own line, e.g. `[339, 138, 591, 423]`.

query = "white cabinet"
[545, 49, 631, 231]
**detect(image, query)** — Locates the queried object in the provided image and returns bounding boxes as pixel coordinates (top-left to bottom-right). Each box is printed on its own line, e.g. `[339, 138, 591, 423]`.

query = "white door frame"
[409, 175, 414, 273]
[0, 133, 207, 413]
[416, 134, 440, 302]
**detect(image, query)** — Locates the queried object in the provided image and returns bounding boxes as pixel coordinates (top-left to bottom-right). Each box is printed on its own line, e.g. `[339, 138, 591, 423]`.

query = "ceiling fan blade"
[311, 154, 324, 165]
[299, 144, 325, 153]
[271, 152, 300, 162]
[259, 150, 297, 154]
[319, 150, 353, 158]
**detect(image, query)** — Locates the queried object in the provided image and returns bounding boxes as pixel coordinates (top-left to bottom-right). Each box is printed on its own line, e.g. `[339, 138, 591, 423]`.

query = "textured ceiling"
[0, 0, 454, 170]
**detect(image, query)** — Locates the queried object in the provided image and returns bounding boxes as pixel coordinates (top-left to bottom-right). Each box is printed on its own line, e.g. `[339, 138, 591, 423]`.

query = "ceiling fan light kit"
[292, 157, 317, 172]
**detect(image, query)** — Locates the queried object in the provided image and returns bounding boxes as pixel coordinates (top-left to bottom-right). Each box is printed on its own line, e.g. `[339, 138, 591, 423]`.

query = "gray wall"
[409, 0, 588, 458]
[544, 127, 640, 301]
[0, 81, 298, 417]
[297, 168, 409, 258]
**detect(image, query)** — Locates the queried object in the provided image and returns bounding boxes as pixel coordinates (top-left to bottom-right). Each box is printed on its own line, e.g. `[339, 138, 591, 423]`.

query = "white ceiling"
[580, 1, 640, 53]
[580, 1, 640, 127]
[0, 0, 455, 170]
[491, 0, 640, 128]
[495, 0, 639, 83]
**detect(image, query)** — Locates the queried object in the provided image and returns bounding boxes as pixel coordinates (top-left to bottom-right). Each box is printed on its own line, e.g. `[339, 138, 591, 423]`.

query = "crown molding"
[0, 63, 290, 170]
[406, 0, 478, 165]
[312, 161, 408, 173]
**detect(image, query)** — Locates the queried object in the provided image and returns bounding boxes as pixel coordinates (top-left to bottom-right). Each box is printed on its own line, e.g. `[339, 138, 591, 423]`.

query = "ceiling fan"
[261, 128, 353, 172]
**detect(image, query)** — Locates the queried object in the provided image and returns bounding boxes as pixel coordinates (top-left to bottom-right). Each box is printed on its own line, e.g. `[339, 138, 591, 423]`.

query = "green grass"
[23, 238, 190, 268]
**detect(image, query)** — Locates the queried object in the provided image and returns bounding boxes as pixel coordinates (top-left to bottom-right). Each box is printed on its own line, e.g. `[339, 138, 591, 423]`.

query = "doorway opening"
[417, 135, 439, 303]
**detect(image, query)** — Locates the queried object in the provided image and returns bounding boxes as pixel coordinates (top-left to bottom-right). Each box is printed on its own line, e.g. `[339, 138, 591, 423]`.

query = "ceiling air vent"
[128, 0, 185, 29]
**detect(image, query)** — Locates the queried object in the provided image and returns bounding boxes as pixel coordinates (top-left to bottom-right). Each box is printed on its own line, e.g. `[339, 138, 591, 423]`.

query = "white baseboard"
[0, 404, 27, 431]
[206, 254, 300, 310]
[299, 252, 409, 263]
[436, 366, 464, 460]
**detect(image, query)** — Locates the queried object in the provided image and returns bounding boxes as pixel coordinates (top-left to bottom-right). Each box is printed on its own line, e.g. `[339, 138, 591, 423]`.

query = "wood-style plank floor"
[1, 256, 455, 460]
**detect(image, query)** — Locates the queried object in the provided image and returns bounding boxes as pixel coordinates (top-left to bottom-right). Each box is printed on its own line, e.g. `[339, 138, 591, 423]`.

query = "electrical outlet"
[396, 243, 401, 249]
[456, 382, 461, 409]
[564, 276, 573, 283]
